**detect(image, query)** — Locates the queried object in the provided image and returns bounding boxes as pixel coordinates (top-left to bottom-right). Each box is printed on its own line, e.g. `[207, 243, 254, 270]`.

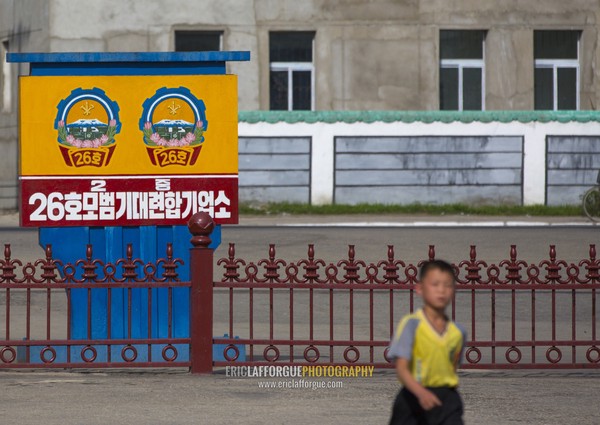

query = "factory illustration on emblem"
[140, 87, 207, 167]
[55, 88, 121, 167]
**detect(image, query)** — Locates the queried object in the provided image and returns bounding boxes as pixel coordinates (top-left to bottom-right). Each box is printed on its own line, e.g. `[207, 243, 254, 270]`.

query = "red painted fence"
[0, 242, 189, 368]
[213, 242, 600, 370]
[1, 212, 599, 371]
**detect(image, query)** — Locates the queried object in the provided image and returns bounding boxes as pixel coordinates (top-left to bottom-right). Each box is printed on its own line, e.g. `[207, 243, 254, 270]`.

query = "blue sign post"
[9, 51, 249, 362]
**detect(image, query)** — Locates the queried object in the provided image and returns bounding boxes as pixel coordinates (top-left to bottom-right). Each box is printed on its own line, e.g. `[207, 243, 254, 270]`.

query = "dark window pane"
[557, 67, 577, 110]
[463, 67, 482, 110]
[270, 32, 314, 62]
[534, 67, 554, 110]
[292, 71, 311, 110]
[534, 31, 579, 59]
[175, 31, 221, 51]
[440, 30, 485, 59]
[270, 71, 289, 110]
[440, 67, 459, 110]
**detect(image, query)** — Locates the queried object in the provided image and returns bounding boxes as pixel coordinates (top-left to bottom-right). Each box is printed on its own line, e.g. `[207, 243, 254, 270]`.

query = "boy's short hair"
[419, 259, 456, 281]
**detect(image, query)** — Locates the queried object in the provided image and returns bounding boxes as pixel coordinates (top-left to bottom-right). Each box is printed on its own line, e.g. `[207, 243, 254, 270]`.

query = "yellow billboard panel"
[19, 75, 238, 176]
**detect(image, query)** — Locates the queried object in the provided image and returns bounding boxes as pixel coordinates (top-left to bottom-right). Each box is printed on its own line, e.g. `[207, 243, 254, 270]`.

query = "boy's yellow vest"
[389, 309, 466, 388]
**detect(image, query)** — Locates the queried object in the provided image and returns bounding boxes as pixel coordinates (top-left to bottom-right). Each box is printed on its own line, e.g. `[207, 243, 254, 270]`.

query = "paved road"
[1, 369, 599, 425]
[219, 225, 600, 264]
[0, 217, 598, 260]
[2, 224, 598, 267]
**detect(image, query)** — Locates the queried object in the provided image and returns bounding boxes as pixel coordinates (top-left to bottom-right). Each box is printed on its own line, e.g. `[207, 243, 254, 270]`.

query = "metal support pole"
[188, 212, 215, 374]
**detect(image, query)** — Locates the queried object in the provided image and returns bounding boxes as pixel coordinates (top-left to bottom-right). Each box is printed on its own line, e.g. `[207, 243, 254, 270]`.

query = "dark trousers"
[389, 387, 464, 425]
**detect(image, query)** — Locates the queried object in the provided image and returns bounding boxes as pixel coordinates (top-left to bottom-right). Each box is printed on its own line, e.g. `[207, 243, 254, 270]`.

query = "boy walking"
[388, 260, 467, 425]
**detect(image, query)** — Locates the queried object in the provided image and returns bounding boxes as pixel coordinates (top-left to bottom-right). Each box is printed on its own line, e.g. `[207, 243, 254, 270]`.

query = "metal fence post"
[188, 212, 215, 374]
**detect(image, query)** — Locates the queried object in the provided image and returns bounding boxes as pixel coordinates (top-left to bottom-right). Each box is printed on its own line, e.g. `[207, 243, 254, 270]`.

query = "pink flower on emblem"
[109, 119, 117, 127]
[66, 134, 76, 145]
[167, 139, 179, 147]
[144, 121, 152, 130]
[150, 133, 161, 143]
[82, 140, 93, 148]
[72, 139, 83, 148]
[196, 120, 204, 129]
[185, 132, 195, 143]
[100, 134, 109, 144]
[91, 139, 102, 148]
[58, 120, 65, 128]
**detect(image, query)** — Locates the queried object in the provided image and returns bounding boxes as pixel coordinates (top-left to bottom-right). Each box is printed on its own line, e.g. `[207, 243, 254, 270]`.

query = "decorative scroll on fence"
[2, 237, 599, 370]
[0, 243, 189, 368]
[214, 243, 600, 369]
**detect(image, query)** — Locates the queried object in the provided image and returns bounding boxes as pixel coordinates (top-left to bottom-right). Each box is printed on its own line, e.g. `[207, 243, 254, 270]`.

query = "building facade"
[1, 0, 600, 208]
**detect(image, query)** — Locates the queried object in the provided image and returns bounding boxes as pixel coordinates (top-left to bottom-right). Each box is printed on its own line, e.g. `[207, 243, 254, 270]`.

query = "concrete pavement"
[1, 369, 599, 425]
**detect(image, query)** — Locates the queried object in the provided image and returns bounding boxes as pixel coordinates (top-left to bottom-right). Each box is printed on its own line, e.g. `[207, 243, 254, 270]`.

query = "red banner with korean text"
[20, 175, 238, 227]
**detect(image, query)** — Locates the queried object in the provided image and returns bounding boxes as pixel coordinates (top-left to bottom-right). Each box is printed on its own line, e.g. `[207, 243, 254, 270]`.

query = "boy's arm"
[453, 349, 461, 370]
[395, 358, 442, 411]
[454, 324, 468, 370]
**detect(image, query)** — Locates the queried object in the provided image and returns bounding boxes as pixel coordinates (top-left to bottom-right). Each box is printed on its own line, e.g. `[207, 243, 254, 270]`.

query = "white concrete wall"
[239, 119, 600, 205]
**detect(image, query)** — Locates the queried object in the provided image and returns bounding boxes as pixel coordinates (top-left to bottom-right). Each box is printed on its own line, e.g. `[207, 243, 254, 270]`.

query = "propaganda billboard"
[19, 75, 238, 226]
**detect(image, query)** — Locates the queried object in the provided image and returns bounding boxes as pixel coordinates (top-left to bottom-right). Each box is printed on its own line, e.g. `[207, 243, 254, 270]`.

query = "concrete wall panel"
[334, 135, 523, 205]
[546, 136, 600, 205]
[239, 136, 311, 203]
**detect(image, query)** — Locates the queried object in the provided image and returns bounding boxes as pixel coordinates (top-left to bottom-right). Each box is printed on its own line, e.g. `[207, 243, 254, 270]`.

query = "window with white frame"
[439, 30, 486, 111]
[175, 30, 222, 51]
[534, 31, 579, 110]
[1, 40, 11, 113]
[269, 31, 315, 111]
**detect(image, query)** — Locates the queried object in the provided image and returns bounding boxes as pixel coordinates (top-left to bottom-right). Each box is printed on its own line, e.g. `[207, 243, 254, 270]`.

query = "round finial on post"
[428, 245, 435, 261]
[188, 212, 215, 248]
[268, 244, 276, 261]
[510, 244, 517, 261]
[549, 244, 556, 261]
[348, 245, 355, 261]
[45, 244, 53, 260]
[307, 244, 315, 260]
[470, 245, 477, 261]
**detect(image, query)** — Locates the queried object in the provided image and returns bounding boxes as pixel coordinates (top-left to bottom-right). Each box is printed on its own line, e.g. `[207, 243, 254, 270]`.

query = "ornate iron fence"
[213, 242, 600, 369]
[1, 212, 599, 371]
[0, 243, 189, 368]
